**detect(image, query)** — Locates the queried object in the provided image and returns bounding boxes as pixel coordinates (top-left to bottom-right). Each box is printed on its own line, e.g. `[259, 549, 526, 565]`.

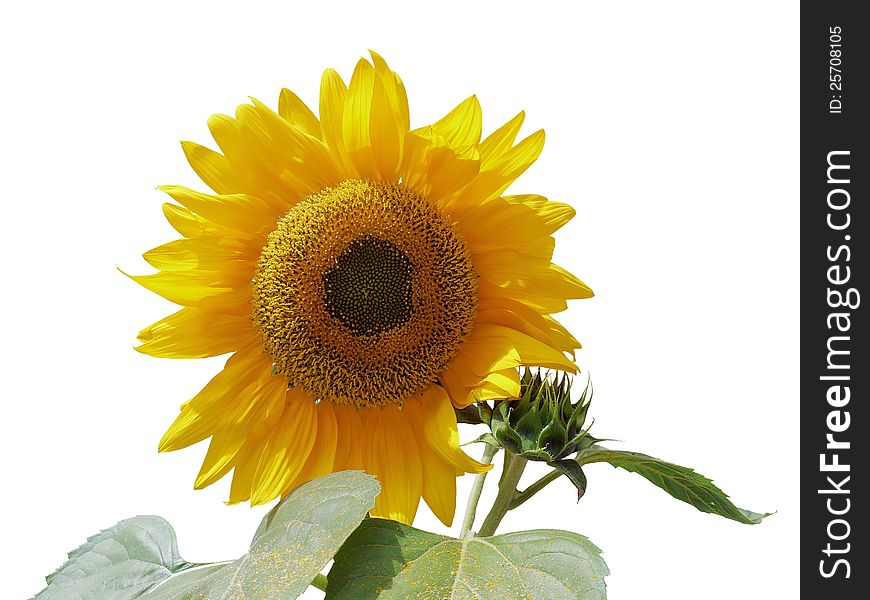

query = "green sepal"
[521, 449, 554, 462]
[494, 423, 523, 454]
[538, 405, 569, 458]
[567, 380, 592, 432]
[477, 401, 494, 425]
[454, 404, 484, 424]
[461, 432, 501, 448]
[491, 399, 510, 427]
[553, 459, 588, 500]
[559, 425, 598, 459]
[514, 407, 544, 447]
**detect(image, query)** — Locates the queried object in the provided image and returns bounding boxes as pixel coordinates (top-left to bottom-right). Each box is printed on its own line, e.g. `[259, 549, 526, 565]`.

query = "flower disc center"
[323, 236, 414, 336]
[252, 179, 478, 407]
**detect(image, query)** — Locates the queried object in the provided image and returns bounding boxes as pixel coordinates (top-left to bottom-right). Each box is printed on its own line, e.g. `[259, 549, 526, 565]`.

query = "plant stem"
[508, 469, 562, 510]
[459, 443, 499, 537]
[478, 452, 528, 536]
[509, 468, 562, 509]
[310, 573, 328, 592]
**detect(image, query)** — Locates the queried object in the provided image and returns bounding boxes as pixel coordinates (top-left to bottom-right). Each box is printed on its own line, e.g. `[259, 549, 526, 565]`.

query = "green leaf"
[228, 470, 379, 598]
[576, 446, 771, 524]
[327, 519, 608, 599]
[34, 471, 380, 600]
[137, 563, 237, 600]
[34, 516, 192, 600]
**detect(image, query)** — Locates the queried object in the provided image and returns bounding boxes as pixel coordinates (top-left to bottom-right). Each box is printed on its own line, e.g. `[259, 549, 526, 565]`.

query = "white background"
[1, 1, 798, 598]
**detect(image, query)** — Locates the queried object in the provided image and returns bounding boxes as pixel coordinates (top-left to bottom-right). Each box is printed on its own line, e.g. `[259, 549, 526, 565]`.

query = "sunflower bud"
[485, 369, 596, 497]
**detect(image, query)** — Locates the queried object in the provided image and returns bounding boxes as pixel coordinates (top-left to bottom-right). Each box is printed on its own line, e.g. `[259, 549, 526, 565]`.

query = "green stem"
[310, 572, 328, 592]
[459, 443, 499, 537]
[478, 452, 528, 537]
[509, 468, 561, 509]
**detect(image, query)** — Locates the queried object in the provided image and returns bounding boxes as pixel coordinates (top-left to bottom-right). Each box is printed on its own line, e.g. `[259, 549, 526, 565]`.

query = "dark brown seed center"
[322, 236, 414, 336]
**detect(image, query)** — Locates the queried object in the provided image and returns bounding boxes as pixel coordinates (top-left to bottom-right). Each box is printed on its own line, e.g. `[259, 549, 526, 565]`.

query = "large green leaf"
[137, 563, 237, 599]
[34, 471, 380, 600]
[576, 446, 770, 524]
[327, 518, 608, 600]
[198, 469, 380, 599]
[34, 515, 194, 600]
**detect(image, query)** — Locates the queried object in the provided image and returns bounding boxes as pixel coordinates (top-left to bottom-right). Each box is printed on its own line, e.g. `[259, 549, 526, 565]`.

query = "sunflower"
[130, 52, 592, 526]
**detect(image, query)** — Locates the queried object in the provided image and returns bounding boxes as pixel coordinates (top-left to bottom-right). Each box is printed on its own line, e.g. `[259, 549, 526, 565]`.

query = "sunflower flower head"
[486, 369, 596, 462]
[129, 51, 593, 526]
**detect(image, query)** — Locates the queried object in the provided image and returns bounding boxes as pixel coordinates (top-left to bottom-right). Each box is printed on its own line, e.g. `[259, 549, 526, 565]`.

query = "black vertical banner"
[802, 2, 867, 597]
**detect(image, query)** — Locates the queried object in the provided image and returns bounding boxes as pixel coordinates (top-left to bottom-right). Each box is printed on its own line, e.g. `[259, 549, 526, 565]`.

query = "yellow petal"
[477, 299, 580, 355]
[318, 68, 354, 175]
[424, 143, 480, 203]
[460, 129, 545, 203]
[136, 307, 255, 359]
[194, 431, 245, 489]
[438, 365, 473, 408]
[504, 194, 576, 235]
[161, 203, 207, 238]
[479, 279, 569, 314]
[418, 441, 457, 527]
[368, 52, 410, 180]
[476, 369, 521, 398]
[218, 373, 288, 436]
[479, 111, 525, 169]
[250, 387, 317, 505]
[284, 401, 339, 491]
[158, 185, 277, 235]
[477, 262, 593, 315]
[408, 386, 491, 475]
[158, 350, 271, 452]
[278, 88, 320, 138]
[238, 100, 341, 195]
[369, 51, 409, 131]
[415, 95, 482, 148]
[471, 377, 521, 402]
[181, 141, 245, 195]
[369, 67, 403, 181]
[456, 195, 573, 255]
[474, 246, 555, 280]
[141, 237, 253, 272]
[521, 263, 594, 300]
[343, 58, 377, 178]
[399, 132, 480, 202]
[397, 130, 430, 191]
[207, 113, 290, 209]
[461, 323, 577, 376]
[123, 269, 234, 307]
[228, 437, 267, 504]
[364, 406, 422, 524]
[440, 364, 521, 408]
[333, 404, 363, 471]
